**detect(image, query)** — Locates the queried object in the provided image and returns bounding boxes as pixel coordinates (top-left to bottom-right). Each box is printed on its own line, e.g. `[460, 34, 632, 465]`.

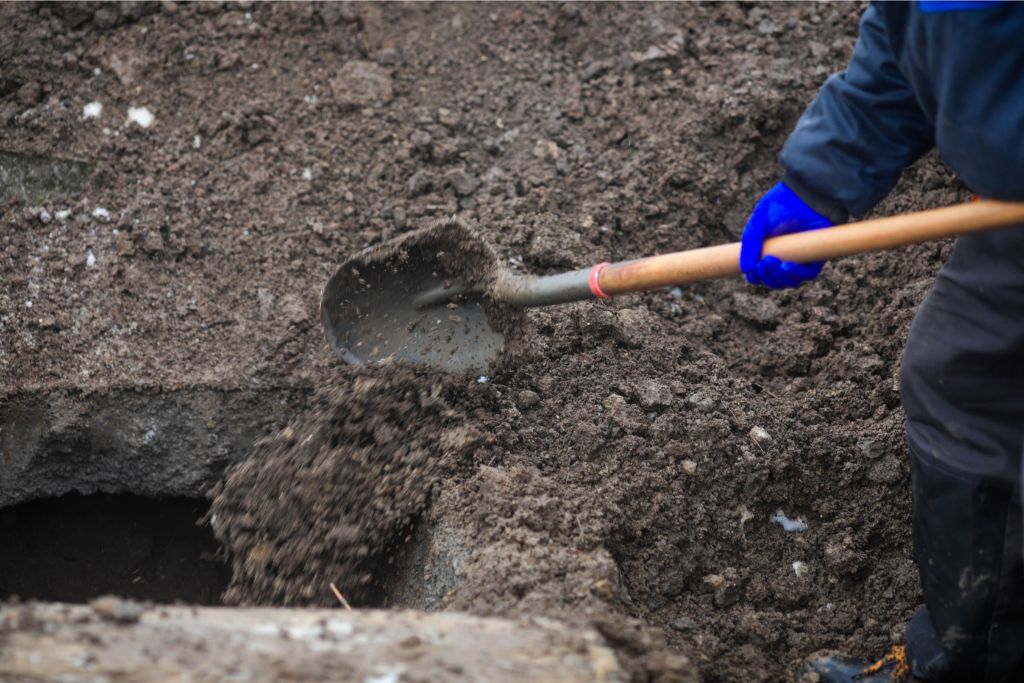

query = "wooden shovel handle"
[597, 200, 1024, 296]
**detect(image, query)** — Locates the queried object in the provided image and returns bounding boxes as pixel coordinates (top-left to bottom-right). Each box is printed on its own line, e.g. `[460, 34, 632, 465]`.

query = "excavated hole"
[0, 387, 453, 609]
[0, 492, 229, 605]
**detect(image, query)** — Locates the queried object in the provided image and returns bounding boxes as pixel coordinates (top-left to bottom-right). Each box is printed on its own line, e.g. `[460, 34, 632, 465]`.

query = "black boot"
[799, 648, 916, 682]
[904, 446, 1024, 682]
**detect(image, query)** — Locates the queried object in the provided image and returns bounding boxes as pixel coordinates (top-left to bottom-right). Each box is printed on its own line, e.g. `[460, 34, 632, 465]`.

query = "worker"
[740, 1, 1024, 681]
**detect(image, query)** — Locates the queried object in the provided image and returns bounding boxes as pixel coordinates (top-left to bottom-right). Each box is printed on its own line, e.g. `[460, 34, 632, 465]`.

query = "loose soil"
[1, 2, 971, 682]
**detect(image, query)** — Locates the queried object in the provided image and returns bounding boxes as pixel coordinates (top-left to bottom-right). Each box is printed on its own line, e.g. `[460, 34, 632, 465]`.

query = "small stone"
[445, 169, 479, 197]
[410, 129, 432, 151]
[437, 107, 460, 128]
[713, 583, 743, 608]
[92, 207, 111, 222]
[114, 232, 135, 257]
[330, 60, 393, 108]
[686, 391, 714, 409]
[483, 137, 501, 154]
[392, 206, 407, 229]
[808, 41, 830, 60]
[792, 561, 809, 577]
[38, 210, 52, 224]
[636, 379, 672, 409]
[670, 616, 696, 631]
[407, 170, 435, 197]
[680, 460, 697, 475]
[140, 230, 164, 255]
[532, 139, 559, 161]
[857, 437, 884, 459]
[749, 426, 772, 446]
[90, 596, 144, 624]
[516, 390, 540, 409]
[702, 574, 726, 591]
[602, 393, 627, 411]
[581, 59, 611, 81]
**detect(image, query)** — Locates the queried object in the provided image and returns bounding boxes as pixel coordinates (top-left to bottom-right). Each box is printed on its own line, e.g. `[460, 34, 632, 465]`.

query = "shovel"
[321, 200, 1024, 373]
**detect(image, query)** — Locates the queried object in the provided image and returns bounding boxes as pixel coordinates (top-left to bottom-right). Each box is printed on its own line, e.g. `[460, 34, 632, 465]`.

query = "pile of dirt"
[1, 2, 972, 681]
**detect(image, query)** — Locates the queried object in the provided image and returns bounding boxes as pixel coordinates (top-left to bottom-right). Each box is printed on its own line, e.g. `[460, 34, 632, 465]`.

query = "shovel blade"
[320, 223, 504, 374]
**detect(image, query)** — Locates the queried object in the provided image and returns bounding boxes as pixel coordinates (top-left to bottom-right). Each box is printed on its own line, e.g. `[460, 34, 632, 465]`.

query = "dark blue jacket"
[780, 1, 1024, 223]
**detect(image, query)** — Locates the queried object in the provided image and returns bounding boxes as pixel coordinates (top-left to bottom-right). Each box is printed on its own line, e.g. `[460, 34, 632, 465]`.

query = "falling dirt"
[0, 2, 974, 682]
[210, 366, 462, 607]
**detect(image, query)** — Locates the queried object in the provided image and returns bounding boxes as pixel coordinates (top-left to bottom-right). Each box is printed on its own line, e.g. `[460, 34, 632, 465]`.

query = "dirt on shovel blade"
[321, 218, 521, 373]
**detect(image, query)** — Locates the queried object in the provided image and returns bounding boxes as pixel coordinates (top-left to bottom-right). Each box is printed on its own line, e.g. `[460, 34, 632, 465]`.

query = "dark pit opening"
[0, 493, 229, 605]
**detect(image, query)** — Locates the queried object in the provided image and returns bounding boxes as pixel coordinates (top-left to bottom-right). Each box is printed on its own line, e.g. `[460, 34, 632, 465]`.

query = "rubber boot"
[799, 649, 919, 682]
[902, 446, 1024, 682]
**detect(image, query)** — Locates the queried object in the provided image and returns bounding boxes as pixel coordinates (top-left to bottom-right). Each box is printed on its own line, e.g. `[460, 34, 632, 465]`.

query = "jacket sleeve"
[780, 3, 935, 222]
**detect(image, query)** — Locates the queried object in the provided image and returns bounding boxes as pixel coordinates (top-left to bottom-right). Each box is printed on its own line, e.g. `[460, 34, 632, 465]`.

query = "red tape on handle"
[589, 262, 611, 300]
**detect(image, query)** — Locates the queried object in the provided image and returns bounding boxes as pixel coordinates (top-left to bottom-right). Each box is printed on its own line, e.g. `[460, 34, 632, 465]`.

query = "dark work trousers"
[899, 225, 1024, 682]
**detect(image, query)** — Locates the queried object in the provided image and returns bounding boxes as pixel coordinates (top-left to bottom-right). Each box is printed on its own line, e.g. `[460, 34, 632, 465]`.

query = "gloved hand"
[740, 181, 832, 289]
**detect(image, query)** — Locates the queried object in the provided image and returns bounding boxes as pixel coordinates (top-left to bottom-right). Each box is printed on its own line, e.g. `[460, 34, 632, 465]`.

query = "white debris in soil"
[670, 287, 684, 298]
[92, 207, 111, 221]
[143, 428, 157, 445]
[38, 210, 52, 224]
[25, 300, 32, 308]
[302, 167, 313, 181]
[477, 375, 489, 383]
[86, 250, 96, 267]
[770, 509, 808, 532]
[681, 459, 697, 475]
[83, 101, 103, 119]
[303, 94, 318, 104]
[738, 504, 754, 525]
[792, 561, 809, 577]
[749, 425, 772, 445]
[93, 67, 101, 76]
[193, 135, 201, 149]
[126, 106, 154, 128]
[364, 671, 402, 683]
[55, 209, 71, 221]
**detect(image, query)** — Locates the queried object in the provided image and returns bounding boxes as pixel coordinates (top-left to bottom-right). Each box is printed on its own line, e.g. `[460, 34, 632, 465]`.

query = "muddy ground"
[0, 2, 970, 681]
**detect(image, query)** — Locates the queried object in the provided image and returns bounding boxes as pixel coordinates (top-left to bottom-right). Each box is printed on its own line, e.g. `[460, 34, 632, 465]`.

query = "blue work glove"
[740, 181, 832, 289]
